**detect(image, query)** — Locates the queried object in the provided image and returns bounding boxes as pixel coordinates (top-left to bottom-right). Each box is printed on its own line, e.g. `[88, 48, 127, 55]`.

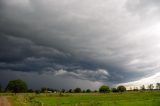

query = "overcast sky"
[0, 0, 160, 90]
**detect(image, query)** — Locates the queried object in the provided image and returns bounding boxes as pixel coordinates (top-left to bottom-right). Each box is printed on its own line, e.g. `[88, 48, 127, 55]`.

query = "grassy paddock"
[2, 91, 160, 106]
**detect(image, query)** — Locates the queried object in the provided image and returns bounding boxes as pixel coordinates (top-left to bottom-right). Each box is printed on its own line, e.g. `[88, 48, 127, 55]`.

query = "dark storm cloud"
[0, 0, 160, 89]
[0, 32, 143, 84]
[0, 34, 100, 73]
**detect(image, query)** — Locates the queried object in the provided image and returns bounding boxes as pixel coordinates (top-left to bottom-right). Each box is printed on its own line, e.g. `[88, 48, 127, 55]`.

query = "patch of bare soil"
[0, 97, 12, 106]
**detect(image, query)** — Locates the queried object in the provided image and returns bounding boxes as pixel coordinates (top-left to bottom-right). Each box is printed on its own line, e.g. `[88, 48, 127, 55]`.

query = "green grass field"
[7, 91, 160, 106]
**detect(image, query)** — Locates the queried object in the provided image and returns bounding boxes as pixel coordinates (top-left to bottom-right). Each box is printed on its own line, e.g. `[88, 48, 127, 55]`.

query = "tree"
[74, 88, 81, 93]
[99, 85, 110, 93]
[133, 87, 138, 91]
[61, 89, 65, 93]
[35, 89, 41, 94]
[111, 88, 118, 93]
[41, 87, 47, 93]
[0, 84, 2, 92]
[6, 79, 28, 93]
[82, 90, 86, 93]
[94, 90, 98, 93]
[156, 83, 160, 90]
[117, 85, 126, 92]
[27, 89, 34, 93]
[68, 89, 73, 93]
[148, 84, 154, 90]
[86, 89, 91, 93]
[140, 85, 145, 91]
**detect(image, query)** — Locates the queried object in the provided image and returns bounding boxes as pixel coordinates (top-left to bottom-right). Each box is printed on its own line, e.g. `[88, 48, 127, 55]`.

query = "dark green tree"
[94, 90, 98, 93]
[61, 89, 65, 93]
[74, 88, 81, 93]
[86, 89, 91, 93]
[41, 87, 47, 93]
[0, 84, 2, 92]
[27, 89, 34, 93]
[111, 88, 118, 93]
[117, 85, 126, 92]
[35, 89, 41, 94]
[99, 85, 110, 93]
[6, 79, 28, 93]
[68, 89, 73, 93]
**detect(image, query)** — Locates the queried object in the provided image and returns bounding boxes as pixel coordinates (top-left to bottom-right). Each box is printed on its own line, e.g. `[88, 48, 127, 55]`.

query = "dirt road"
[0, 96, 11, 106]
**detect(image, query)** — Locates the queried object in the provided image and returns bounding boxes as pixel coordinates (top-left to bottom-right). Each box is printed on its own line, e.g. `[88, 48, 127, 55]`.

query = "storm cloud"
[0, 0, 160, 89]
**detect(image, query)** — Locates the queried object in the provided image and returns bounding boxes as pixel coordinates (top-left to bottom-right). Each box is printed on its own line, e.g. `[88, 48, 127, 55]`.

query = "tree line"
[0, 79, 160, 93]
[130, 83, 160, 91]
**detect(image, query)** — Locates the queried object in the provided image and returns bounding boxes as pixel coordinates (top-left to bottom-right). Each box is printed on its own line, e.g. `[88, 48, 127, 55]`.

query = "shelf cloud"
[0, 0, 160, 89]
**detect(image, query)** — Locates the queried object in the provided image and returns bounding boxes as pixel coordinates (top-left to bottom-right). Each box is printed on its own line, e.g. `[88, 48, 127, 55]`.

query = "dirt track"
[0, 97, 11, 106]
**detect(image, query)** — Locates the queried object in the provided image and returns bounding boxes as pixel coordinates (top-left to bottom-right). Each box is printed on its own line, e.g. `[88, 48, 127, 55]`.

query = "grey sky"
[0, 0, 160, 89]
